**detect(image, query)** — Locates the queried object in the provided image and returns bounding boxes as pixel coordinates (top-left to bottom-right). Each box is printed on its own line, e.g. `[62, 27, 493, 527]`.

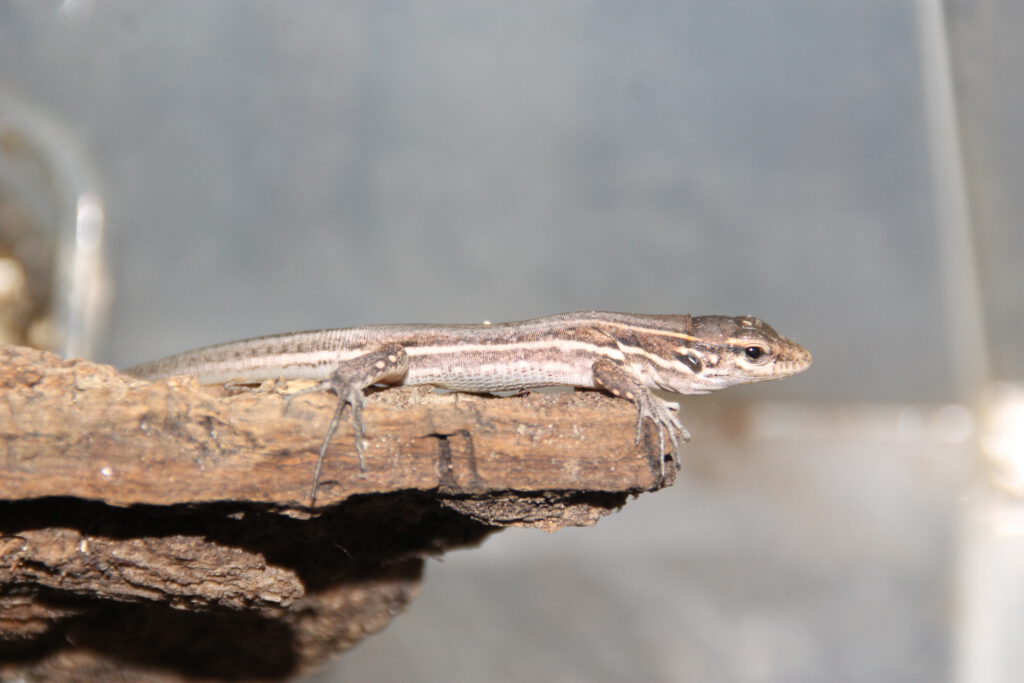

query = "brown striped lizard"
[126, 312, 812, 504]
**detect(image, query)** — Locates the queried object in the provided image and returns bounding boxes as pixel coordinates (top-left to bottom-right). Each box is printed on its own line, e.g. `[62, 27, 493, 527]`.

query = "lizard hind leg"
[281, 344, 409, 505]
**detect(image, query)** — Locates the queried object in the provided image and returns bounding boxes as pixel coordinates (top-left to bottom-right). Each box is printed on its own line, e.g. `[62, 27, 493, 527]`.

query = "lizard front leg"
[591, 358, 689, 477]
[285, 343, 408, 504]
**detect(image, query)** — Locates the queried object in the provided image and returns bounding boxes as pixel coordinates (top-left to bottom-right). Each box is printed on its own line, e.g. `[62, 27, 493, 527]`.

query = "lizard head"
[652, 315, 812, 394]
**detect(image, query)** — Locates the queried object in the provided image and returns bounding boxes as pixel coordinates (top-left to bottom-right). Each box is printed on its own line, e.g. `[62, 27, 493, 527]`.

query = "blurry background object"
[0, 1, 1021, 681]
[0, 89, 110, 358]
[938, 0, 1024, 681]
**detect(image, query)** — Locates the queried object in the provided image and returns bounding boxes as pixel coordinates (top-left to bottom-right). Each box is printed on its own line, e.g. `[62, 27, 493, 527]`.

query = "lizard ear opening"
[675, 352, 703, 374]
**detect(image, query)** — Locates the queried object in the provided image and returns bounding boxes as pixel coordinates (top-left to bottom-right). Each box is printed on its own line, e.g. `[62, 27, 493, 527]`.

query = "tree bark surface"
[0, 345, 672, 681]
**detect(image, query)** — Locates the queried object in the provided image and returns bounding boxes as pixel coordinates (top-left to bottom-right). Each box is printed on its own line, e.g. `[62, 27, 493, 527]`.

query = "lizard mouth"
[774, 346, 813, 377]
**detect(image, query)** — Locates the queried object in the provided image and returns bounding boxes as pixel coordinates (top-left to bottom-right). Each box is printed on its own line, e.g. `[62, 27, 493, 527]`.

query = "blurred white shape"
[957, 383, 1024, 683]
[59, 189, 111, 358]
[957, 486, 1024, 683]
[76, 192, 104, 249]
[0, 88, 111, 358]
[981, 383, 1024, 497]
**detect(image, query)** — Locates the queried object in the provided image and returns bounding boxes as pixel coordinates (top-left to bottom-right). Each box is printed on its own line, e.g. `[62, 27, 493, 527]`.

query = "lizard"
[126, 311, 812, 504]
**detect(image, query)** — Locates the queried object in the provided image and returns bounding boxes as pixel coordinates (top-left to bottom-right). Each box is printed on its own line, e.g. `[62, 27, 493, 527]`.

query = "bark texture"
[0, 345, 672, 680]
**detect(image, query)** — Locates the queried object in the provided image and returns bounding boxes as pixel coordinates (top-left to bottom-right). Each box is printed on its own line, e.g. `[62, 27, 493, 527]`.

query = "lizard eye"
[743, 346, 768, 362]
[675, 352, 703, 373]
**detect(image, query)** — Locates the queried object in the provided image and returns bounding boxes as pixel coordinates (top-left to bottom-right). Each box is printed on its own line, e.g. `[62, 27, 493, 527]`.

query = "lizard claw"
[283, 378, 368, 506]
[632, 394, 687, 477]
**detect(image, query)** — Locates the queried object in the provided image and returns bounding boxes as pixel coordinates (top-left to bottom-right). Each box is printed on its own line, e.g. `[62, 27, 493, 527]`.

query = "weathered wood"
[0, 345, 672, 680]
[0, 346, 670, 507]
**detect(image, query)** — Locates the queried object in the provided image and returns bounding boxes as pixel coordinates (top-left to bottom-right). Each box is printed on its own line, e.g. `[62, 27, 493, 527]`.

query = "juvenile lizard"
[126, 312, 812, 503]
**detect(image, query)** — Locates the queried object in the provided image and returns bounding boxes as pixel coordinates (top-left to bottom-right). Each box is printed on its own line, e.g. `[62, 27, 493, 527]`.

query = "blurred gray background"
[1, 1, 1020, 681]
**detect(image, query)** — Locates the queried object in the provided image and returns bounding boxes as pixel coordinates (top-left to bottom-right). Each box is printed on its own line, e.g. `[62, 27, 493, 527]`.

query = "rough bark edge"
[0, 345, 673, 680]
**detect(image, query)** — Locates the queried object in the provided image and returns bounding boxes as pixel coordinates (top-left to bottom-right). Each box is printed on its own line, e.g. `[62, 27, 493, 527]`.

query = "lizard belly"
[406, 359, 591, 393]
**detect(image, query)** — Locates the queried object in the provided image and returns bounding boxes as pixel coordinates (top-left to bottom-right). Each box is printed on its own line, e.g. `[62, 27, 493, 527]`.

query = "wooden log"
[0, 345, 672, 680]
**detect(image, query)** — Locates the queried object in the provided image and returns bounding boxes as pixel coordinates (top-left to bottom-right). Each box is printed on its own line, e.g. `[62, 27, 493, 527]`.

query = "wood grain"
[0, 345, 673, 680]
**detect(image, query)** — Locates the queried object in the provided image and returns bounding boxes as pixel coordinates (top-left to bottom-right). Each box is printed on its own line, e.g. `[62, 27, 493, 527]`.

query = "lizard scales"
[127, 311, 813, 503]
